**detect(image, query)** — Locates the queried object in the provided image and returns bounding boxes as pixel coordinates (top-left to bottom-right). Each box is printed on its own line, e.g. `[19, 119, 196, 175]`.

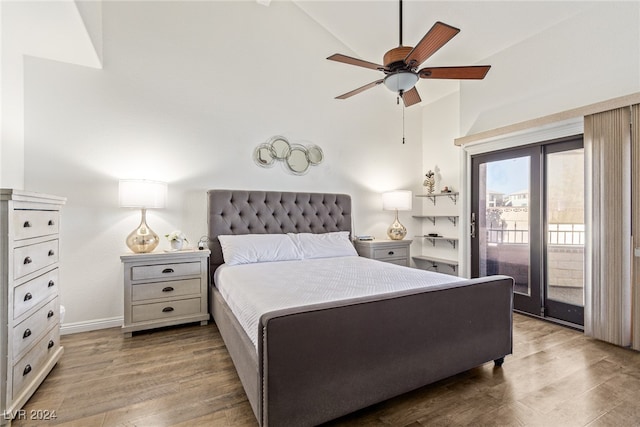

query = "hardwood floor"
[12, 313, 640, 426]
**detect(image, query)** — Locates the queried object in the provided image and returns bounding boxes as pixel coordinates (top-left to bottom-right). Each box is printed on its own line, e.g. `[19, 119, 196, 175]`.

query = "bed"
[207, 189, 513, 426]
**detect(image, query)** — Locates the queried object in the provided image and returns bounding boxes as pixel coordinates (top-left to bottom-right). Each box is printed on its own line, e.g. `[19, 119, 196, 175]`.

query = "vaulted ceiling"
[294, 1, 600, 104]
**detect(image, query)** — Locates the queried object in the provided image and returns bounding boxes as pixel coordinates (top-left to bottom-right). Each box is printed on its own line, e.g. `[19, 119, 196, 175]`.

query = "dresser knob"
[47, 310, 55, 318]
[48, 249, 55, 256]
[161, 268, 174, 274]
[23, 221, 31, 228]
[48, 280, 55, 288]
[23, 365, 32, 376]
[24, 292, 33, 301]
[48, 220, 55, 226]
[388, 251, 395, 255]
[23, 256, 32, 265]
[48, 340, 55, 349]
[162, 307, 174, 313]
[23, 329, 32, 339]
[162, 286, 174, 292]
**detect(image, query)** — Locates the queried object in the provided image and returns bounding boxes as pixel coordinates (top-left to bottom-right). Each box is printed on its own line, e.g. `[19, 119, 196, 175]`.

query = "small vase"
[170, 239, 184, 251]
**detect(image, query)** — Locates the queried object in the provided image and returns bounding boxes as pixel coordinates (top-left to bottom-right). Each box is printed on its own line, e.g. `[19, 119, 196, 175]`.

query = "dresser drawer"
[132, 278, 201, 302]
[13, 239, 59, 279]
[13, 297, 59, 359]
[13, 210, 60, 241]
[131, 262, 201, 281]
[132, 298, 201, 323]
[13, 269, 59, 320]
[373, 246, 409, 260]
[12, 325, 60, 400]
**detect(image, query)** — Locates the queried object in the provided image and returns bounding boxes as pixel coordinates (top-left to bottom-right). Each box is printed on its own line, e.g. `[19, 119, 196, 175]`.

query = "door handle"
[470, 213, 476, 238]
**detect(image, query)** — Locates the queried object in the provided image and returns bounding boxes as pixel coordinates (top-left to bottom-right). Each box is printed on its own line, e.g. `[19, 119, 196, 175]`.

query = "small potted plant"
[166, 230, 188, 251]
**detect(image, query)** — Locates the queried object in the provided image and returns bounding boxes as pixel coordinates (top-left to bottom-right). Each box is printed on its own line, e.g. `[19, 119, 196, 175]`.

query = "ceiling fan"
[327, 0, 491, 107]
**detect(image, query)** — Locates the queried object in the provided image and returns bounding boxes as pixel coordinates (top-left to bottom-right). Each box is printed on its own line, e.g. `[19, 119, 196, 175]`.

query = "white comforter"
[214, 256, 463, 348]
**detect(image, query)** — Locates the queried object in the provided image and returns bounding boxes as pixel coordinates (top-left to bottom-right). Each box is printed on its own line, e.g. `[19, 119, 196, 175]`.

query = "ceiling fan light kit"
[327, 0, 491, 108]
[383, 71, 419, 92]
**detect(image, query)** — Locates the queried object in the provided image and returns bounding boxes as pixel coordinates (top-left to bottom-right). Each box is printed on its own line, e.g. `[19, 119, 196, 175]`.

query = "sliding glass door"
[471, 137, 584, 326]
[471, 146, 542, 316]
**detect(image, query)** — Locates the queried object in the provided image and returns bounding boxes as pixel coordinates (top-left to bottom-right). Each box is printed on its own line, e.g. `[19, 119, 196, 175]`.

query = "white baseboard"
[60, 316, 123, 335]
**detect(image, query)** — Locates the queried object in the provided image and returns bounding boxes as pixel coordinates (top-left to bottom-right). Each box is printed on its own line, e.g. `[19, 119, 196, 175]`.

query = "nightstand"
[121, 249, 210, 337]
[354, 239, 412, 266]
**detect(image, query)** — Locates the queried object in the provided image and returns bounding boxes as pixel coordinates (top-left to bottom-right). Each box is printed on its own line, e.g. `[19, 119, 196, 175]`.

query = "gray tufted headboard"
[207, 190, 352, 273]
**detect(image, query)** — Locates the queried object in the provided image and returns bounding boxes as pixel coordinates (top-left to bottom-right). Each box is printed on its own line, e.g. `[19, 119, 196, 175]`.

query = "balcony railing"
[486, 223, 585, 245]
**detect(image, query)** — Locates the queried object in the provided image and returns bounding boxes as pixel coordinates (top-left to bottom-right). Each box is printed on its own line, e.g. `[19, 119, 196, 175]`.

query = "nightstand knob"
[23, 256, 32, 265]
[48, 249, 55, 256]
[48, 280, 55, 287]
[23, 329, 32, 339]
[48, 340, 55, 349]
[162, 286, 174, 292]
[162, 268, 174, 274]
[162, 307, 174, 313]
[47, 310, 55, 318]
[23, 221, 31, 228]
[388, 251, 395, 255]
[24, 292, 33, 301]
[23, 365, 32, 376]
[48, 220, 55, 226]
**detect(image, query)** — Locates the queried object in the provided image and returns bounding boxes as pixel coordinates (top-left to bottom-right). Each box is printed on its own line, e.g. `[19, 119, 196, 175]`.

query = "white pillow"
[218, 234, 302, 266]
[288, 231, 358, 259]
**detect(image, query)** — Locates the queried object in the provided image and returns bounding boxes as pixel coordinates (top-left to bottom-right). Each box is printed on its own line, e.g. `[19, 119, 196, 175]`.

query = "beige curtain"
[584, 107, 632, 347]
[633, 105, 640, 351]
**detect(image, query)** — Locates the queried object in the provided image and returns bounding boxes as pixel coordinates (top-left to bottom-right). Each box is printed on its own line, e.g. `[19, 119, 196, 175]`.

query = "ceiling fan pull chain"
[402, 99, 406, 144]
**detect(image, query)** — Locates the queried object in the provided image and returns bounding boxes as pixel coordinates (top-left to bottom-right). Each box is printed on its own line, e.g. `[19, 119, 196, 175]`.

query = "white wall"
[422, 2, 640, 276]
[460, 2, 640, 135]
[21, 1, 423, 329]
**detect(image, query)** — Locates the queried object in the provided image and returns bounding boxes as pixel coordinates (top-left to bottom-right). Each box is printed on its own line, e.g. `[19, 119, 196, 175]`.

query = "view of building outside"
[479, 150, 585, 307]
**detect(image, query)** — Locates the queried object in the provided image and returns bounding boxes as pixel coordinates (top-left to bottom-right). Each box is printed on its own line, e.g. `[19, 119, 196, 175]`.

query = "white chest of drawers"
[121, 249, 210, 337]
[0, 189, 65, 424]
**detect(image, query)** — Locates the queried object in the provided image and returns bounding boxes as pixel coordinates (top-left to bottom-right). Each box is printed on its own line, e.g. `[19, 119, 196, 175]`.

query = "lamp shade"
[119, 179, 167, 209]
[382, 190, 412, 211]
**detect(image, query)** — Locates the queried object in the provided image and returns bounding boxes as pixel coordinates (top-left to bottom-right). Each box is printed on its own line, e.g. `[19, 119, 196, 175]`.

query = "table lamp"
[119, 179, 167, 253]
[382, 190, 412, 240]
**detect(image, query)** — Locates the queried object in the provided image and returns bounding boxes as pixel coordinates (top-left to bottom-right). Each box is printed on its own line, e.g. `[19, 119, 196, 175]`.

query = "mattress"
[214, 256, 464, 349]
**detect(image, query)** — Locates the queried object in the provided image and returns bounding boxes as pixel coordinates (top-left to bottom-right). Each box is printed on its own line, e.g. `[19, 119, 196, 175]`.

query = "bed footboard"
[259, 275, 513, 427]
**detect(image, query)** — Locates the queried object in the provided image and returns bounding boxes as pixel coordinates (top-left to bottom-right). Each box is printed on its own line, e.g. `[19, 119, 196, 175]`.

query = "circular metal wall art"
[254, 136, 324, 175]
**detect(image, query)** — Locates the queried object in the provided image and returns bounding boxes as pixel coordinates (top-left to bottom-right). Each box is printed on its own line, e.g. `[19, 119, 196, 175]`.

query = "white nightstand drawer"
[13, 239, 59, 279]
[131, 261, 201, 281]
[132, 298, 202, 322]
[12, 297, 59, 359]
[132, 278, 201, 301]
[13, 268, 59, 320]
[12, 325, 60, 400]
[373, 246, 409, 260]
[13, 210, 60, 241]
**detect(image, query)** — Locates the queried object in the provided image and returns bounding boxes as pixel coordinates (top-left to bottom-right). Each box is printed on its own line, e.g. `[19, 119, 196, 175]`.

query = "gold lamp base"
[126, 208, 160, 253]
[387, 212, 407, 240]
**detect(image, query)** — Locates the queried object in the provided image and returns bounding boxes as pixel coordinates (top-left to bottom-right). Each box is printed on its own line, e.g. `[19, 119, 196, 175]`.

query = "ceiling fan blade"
[335, 79, 384, 100]
[419, 65, 491, 79]
[327, 54, 385, 71]
[404, 21, 460, 68]
[402, 87, 421, 107]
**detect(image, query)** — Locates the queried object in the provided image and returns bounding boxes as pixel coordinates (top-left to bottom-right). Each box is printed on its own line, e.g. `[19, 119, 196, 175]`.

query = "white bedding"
[214, 256, 464, 349]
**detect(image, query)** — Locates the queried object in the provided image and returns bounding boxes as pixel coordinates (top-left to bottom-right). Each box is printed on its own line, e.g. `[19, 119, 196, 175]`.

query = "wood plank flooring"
[12, 313, 640, 426]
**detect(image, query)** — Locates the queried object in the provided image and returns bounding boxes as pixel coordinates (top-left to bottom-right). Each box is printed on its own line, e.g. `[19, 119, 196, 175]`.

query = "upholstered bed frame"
[207, 189, 513, 426]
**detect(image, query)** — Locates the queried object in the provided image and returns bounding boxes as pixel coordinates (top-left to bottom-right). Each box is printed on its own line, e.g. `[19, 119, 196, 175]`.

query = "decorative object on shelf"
[441, 186, 452, 193]
[119, 179, 167, 253]
[253, 136, 324, 175]
[166, 230, 188, 251]
[382, 190, 412, 240]
[423, 170, 435, 194]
